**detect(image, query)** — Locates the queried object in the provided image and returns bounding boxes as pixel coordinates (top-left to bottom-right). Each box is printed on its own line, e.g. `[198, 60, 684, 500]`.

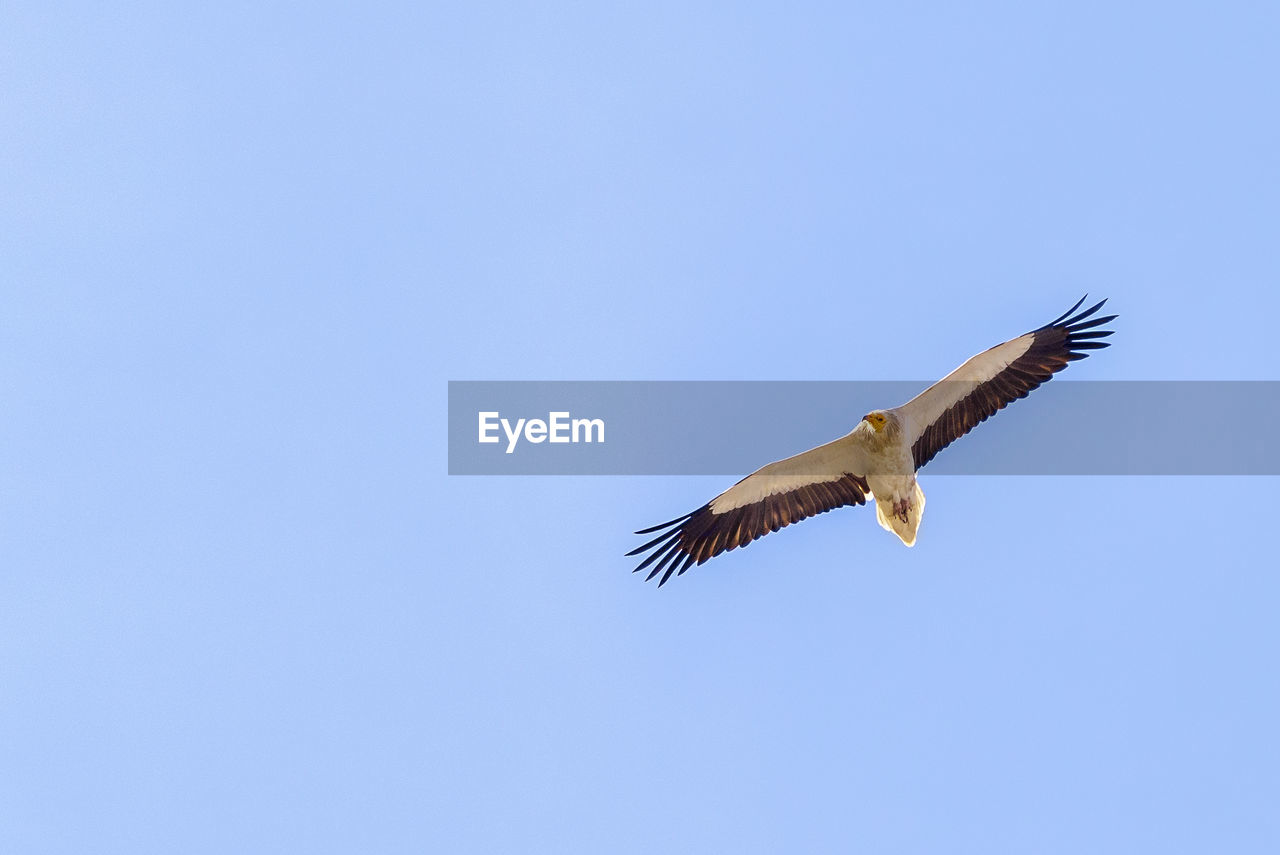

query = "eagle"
[628, 296, 1116, 585]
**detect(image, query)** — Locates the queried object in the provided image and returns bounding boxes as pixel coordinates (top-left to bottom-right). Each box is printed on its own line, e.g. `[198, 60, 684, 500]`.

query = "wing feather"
[627, 434, 870, 585]
[896, 296, 1117, 470]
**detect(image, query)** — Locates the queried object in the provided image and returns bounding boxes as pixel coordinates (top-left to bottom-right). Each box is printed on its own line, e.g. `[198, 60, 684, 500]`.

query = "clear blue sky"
[3, 2, 1279, 853]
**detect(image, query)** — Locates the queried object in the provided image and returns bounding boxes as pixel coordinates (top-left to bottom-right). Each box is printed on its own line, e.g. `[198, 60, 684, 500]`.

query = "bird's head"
[862, 411, 890, 433]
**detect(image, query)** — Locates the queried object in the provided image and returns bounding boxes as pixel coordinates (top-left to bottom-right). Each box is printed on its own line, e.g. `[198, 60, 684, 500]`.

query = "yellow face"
[863, 411, 888, 432]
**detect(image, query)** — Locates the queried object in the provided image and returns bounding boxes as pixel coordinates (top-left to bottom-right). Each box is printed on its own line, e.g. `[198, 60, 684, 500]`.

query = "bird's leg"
[893, 498, 910, 523]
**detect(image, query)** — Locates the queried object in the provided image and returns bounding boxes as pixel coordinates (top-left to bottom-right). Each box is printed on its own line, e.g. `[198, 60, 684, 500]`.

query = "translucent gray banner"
[447, 381, 1280, 475]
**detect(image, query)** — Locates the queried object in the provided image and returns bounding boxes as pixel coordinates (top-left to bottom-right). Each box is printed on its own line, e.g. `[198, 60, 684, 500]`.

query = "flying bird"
[628, 296, 1116, 585]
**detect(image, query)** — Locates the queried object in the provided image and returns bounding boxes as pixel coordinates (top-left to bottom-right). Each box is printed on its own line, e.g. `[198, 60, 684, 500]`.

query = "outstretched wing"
[627, 433, 870, 586]
[895, 296, 1116, 471]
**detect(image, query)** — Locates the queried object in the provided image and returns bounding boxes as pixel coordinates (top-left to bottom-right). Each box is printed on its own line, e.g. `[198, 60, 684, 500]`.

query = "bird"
[628, 296, 1116, 585]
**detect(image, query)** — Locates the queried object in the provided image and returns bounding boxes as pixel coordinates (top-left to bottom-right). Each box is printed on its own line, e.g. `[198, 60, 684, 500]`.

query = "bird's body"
[858, 412, 925, 547]
[629, 296, 1117, 585]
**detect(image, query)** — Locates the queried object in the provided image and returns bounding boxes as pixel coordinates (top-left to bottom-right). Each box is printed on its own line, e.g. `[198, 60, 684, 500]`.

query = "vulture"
[629, 296, 1116, 585]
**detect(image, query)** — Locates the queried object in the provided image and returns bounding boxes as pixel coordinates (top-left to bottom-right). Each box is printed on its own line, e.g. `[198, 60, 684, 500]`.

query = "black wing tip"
[647, 551, 696, 587]
[644, 537, 687, 583]
[1039, 295, 1118, 336]
[1046, 294, 1090, 327]
[632, 505, 705, 535]
[633, 517, 687, 536]
[1063, 297, 1117, 354]
[630, 533, 679, 569]
[629, 503, 717, 584]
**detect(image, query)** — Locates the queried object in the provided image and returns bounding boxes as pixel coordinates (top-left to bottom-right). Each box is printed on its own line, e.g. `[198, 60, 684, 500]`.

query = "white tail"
[874, 482, 926, 547]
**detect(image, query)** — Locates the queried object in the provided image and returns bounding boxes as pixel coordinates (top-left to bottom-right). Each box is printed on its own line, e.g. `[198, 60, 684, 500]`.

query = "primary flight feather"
[628, 296, 1116, 585]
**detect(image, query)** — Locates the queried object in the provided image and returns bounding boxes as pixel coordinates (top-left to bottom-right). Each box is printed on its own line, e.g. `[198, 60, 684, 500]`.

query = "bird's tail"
[874, 482, 925, 547]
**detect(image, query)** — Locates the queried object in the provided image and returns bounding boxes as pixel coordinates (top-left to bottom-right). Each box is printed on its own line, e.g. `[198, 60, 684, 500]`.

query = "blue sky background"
[3, 2, 1279, 853]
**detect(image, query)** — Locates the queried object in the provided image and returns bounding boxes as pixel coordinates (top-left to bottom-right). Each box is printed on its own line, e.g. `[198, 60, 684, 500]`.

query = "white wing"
[893, 296, 1116, 470]
[628, 432, 872, 585]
